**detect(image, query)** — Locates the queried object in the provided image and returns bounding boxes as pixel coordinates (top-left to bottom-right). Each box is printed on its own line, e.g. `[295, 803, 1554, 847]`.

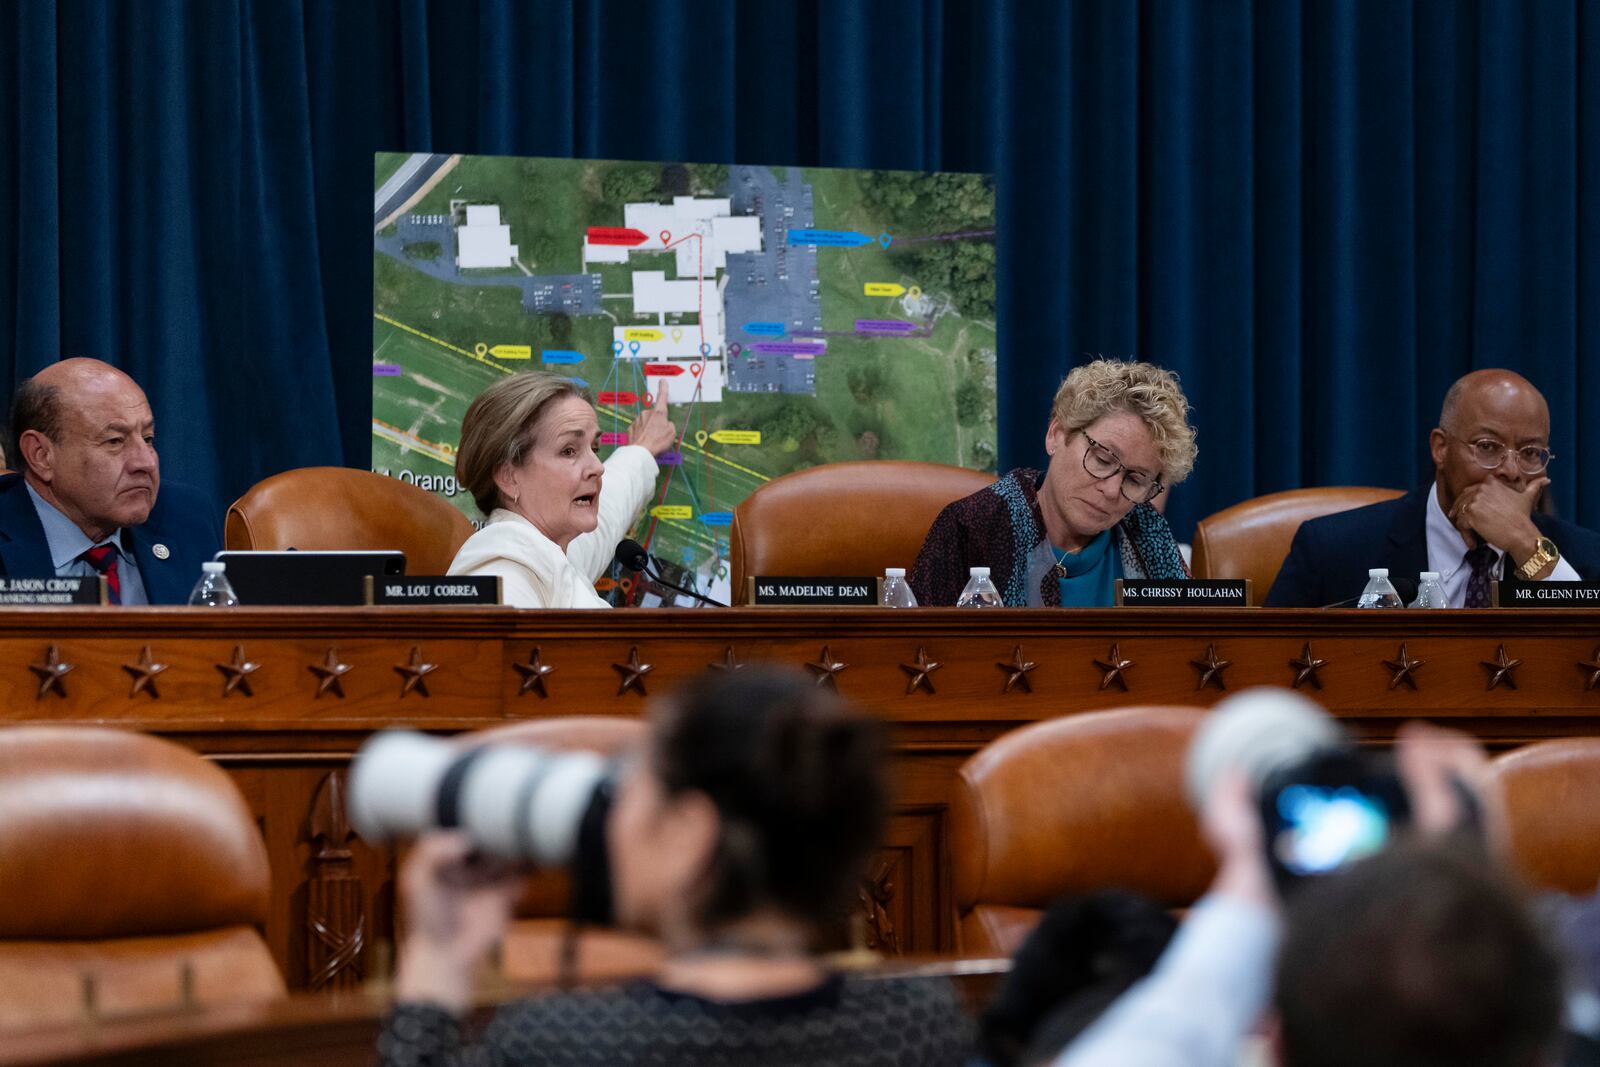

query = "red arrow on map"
[644, 363, 685, 376]
[587, 227, 650, 246]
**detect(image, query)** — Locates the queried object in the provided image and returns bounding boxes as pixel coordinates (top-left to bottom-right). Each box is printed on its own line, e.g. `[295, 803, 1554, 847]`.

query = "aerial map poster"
[373, 152, 997, 603]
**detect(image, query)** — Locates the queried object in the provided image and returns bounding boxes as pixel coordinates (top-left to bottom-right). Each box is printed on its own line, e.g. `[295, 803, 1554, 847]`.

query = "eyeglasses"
[1080, 431, 1165, 504]
[1444, 432, 1553, 475]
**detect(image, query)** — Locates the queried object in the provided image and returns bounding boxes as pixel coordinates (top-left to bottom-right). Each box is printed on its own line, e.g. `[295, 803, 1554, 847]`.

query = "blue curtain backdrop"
[3, 0, 1599, 538]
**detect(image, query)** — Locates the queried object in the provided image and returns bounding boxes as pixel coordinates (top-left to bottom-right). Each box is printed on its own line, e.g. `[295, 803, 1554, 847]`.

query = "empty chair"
[730, 461, 994, 603]
[225, 467, 475, 575]
[1191, 486, 1406, 595]
[0, 726, 282, 1031]
[1489, 738, 1600, 894]
[950, 706, 1214, 956]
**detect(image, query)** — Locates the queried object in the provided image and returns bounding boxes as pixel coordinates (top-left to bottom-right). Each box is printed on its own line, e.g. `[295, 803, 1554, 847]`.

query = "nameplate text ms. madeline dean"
[1499, 580, 1600, 607]
[1116, 579, 1253, 607]
[750, 577, 878, 606]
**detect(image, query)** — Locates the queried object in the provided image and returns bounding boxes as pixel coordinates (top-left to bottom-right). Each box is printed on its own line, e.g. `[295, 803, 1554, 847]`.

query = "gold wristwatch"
[1517, 536, 1560, 579]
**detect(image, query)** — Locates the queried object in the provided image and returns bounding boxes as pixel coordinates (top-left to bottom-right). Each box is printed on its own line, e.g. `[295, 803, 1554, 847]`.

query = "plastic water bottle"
[1409, 571, 1449, 609]
[188, 561, 240, 607]
[956, 566, 1003, 608]
[881, 567, 918, 608]
[1355, 568, 1403, 609]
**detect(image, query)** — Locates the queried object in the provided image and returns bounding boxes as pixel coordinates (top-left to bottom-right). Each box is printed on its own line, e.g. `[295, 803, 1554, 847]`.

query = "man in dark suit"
[1267, 369, 1600, 607]
[0, 358, 220, 604]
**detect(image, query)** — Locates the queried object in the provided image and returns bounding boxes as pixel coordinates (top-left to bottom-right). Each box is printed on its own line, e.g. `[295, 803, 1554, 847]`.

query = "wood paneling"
[2, 605, 1597, 989]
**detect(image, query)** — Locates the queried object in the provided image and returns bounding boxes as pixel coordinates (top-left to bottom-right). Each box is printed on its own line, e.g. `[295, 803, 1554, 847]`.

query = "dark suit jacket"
[0, 474, 223, 605]
[1265, 484, 1600, 607]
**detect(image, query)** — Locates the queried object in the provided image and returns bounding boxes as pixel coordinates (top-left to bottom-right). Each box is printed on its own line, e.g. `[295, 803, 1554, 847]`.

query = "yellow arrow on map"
[864, 283, 906, 297]
[710, 430, 762, 445]
[650, 505, 693, 520]
[489, 344, 531, 359]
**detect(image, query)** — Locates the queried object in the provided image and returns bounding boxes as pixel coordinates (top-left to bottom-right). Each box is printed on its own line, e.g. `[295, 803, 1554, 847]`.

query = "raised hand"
[628, 386, 678, 457]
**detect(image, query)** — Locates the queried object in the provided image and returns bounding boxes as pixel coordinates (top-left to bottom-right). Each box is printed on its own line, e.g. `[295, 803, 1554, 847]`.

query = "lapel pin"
[152, 544, 170, 560]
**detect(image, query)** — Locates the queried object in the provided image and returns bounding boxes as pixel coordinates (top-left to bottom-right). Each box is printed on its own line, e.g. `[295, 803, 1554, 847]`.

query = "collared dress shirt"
[24, 481, 150, 605]
[1424, 483, 1578, 607]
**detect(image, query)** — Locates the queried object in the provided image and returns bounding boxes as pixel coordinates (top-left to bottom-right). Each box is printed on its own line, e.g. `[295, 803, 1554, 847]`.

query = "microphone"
[1183, 688, 1342, 811]
[612, 539, 726, 608]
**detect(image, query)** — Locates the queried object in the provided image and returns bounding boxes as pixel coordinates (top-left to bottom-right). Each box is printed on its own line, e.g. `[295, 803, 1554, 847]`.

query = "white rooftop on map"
[623, 197, 763, 277]
[457, 204, 518, 269]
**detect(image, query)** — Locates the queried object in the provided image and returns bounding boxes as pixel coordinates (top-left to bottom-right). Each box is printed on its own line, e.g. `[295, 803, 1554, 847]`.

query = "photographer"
[375, 667, 970, 1067]
[1054, 693, 1565, 1067]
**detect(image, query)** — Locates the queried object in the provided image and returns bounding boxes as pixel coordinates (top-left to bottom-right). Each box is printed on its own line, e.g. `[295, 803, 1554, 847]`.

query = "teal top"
[1052, 528, 1123, 607]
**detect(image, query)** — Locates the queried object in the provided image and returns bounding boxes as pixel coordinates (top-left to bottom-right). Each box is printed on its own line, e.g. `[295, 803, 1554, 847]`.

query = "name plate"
[748, 576, 879, 606]
[0, 576, 105, 606]
[1498, 579, 1600, 607]
[365, 575, 501, 605]
[1115, 579, 1253, 606]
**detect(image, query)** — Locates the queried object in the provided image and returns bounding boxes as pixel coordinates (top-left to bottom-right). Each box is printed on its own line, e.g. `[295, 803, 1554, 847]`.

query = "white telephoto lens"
[348, 731, 458, 842]
[520, 752, 607, 866]
[457, 748, 607, 863]
[1184, 687, 1342, 811]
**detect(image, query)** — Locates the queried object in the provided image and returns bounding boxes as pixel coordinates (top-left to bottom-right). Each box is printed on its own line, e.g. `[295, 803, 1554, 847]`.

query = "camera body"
[347, 731, 618, 922]
[1258, 747, 1411, 891]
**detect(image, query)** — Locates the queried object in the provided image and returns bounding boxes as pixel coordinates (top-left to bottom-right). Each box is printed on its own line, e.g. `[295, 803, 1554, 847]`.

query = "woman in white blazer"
[447, 372, 676, 608]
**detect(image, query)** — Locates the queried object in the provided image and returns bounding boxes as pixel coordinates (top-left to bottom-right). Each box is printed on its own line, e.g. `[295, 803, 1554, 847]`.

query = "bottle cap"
[885, 567, 906, 578]
[969, 566, 990, 577]
[202, 561, 225, 574]
[1368, 568, 1389, 577]
[1420, 571, 1440, 581]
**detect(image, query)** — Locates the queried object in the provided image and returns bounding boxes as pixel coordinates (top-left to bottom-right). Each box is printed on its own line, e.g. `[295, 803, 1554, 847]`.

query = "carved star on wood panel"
[1383, 642, 1425, 690]
[899, 646, 942, 696]
[1289, 642, 1327, 690]
[996, 645, 1037, 693]
[309, 647, 353, 698]
[28, 644, 73, 700]
[1479, 644, 1522, 691]
[1093, 643, 1134, 692]
[1190, 644, 1231, 691]
[1579, 646, 1600, 692]
[709, 647, 745, 672]
[513, 647, 556, 697]
[122, 645, 168, 699]
[216, 644, 261, 697]
[805, 645, 849, 689]
[612, 646, 652, 696]
[394, 645, 438, 698]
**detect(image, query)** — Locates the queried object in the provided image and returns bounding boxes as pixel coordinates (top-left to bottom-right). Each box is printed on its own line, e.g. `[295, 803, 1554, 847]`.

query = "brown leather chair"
[0, 726, 283, 1030]
[225, 467, 475, 575]
[950, 706, 1215, 956]
[1489, 738, 1600, 894]
[453, 717, 664, 982]
[730, 461, 994, 603]
[1191, 486, 1406, 594]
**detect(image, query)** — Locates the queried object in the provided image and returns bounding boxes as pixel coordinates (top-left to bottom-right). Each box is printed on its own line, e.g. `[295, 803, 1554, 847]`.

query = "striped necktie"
[82, 544, 122, 605]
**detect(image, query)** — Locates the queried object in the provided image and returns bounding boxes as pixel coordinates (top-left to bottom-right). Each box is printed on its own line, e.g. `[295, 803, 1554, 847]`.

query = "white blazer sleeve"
[567, 445, 659, 581]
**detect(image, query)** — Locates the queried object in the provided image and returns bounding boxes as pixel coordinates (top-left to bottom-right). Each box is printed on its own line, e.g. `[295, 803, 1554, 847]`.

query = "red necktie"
[83, 544, 122, 605]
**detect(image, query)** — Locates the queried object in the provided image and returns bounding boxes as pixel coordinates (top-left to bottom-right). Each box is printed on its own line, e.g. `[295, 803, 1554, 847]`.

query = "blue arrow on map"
[787, 229, 875, 248]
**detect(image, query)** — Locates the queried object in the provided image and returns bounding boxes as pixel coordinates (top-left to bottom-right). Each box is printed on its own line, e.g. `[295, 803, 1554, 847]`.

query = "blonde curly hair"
[1050, 359, 1198, 484]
